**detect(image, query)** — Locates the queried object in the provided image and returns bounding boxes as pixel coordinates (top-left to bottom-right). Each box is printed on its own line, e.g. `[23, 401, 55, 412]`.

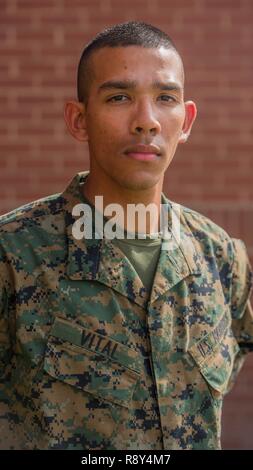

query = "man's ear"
[178, 100, 197, 144]
[64, 101, 88, 142]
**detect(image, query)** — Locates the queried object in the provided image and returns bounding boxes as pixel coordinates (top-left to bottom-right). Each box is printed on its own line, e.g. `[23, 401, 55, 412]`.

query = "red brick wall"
[0, 0, 252, 449]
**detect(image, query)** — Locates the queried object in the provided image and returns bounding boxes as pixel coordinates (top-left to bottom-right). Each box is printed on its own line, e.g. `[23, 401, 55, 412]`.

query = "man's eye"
[158, 95, 176, 102]
[107, 95, 128, 102]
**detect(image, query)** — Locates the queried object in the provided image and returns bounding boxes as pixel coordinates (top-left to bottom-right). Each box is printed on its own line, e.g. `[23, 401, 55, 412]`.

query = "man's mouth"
[125, 152, 158, 161]
[123, 144, 161, 161]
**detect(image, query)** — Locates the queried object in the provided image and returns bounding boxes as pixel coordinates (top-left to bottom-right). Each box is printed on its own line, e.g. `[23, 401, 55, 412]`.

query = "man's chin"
[112, 173, 160, 191]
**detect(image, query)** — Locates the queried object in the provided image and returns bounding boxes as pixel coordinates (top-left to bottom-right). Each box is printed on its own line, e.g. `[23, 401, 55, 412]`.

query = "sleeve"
[226, 238, 253, 392]
[0, 277, 11, 368]
[230, 238, 253, 348]
[0, 244, 13, 372]
[0, 245, 16, 422]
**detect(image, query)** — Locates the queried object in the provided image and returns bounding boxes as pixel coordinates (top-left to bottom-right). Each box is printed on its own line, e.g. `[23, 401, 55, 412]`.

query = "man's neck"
[82, 173, 164, 235]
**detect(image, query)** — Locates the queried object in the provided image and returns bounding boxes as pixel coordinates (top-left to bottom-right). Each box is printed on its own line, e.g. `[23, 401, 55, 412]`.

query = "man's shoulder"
[0, 192, 65, 234]
[179, 203, 231, 245]
[168, 200, 235, 265]
[0, 192, 69, 270]
[176, 203, 241, 287]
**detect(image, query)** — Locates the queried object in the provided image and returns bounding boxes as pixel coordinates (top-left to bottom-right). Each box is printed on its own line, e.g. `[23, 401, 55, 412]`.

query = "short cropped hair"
[77, 21, 181, 104]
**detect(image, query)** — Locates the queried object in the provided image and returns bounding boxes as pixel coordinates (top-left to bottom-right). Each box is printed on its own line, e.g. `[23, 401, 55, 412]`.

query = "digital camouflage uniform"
[0, 171, 252, 450]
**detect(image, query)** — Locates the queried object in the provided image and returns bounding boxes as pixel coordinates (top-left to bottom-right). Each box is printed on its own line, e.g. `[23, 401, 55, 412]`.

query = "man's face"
[84, 46, 188, 191]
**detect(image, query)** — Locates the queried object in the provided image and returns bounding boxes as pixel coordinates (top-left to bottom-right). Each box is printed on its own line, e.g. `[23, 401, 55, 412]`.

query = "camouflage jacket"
[0, 172, 252, 450]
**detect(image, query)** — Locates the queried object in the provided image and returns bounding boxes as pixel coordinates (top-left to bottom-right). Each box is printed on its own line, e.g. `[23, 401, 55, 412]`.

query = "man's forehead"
[89, 45, 184, 87]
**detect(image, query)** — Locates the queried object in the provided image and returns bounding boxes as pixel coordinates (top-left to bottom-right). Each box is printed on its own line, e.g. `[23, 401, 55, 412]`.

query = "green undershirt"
[113, 237, 161, 293]
[80, 188, 162, 293]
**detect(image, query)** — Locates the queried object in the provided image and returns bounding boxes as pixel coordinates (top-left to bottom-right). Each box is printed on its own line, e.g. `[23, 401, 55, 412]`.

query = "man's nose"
[130, 100, 161, 136]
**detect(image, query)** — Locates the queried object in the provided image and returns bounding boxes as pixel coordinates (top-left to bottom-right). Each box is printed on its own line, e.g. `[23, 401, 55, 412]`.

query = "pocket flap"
[188, 311, 240, 393]
[44, 317, 141, 408]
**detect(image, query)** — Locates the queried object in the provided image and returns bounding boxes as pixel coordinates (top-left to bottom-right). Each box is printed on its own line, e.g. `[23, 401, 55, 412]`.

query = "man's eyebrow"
[98, 79, 182, 93]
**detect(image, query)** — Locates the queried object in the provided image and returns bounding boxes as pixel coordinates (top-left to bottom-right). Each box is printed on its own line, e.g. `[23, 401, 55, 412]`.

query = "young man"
[0, 21, 252, 450]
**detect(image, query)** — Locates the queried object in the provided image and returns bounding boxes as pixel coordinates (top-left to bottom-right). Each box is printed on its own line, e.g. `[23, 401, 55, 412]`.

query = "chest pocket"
[188, 310, 240, 396]
[43, 317, 142, 408]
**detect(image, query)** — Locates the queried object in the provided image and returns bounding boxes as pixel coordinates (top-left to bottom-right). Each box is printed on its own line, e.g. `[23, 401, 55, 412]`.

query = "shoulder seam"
[0, 193, 63, 229]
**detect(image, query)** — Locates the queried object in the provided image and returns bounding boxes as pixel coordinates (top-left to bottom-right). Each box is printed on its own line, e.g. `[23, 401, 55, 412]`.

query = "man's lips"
[123, 144, 161, 161]
[125, 152, 158, 161]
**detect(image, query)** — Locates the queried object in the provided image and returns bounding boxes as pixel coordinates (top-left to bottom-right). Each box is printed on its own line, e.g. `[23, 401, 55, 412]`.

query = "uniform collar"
[62, 172, 202, 307]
